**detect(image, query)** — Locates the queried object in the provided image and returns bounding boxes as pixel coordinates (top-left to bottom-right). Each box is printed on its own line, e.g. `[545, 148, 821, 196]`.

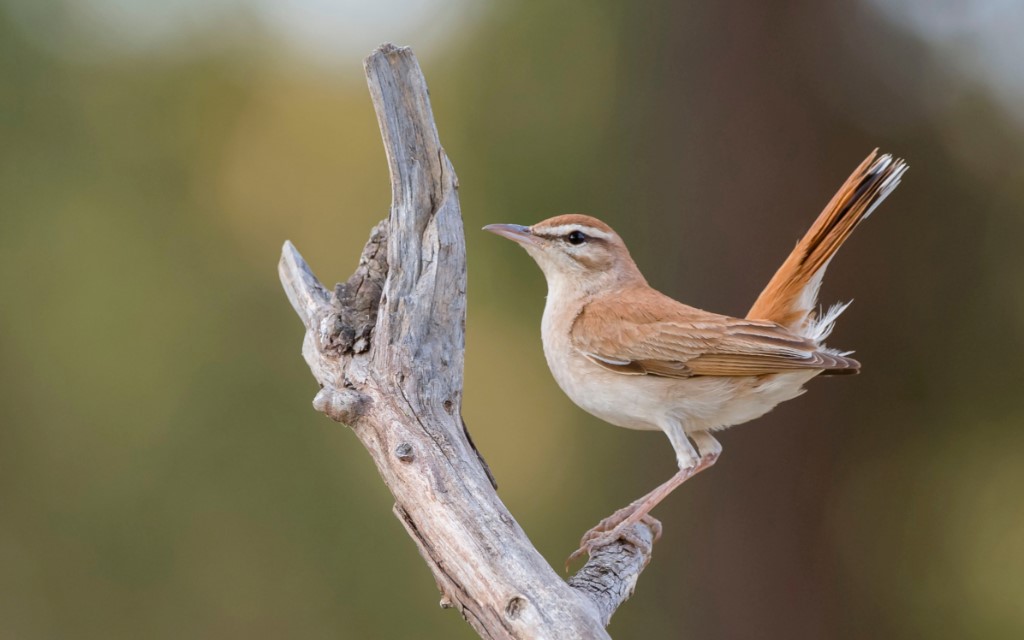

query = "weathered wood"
[279, 43, 657, 638]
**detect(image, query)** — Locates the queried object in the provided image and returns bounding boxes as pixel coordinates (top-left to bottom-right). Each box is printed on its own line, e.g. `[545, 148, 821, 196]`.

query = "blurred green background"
[3, 0, 1024, 638]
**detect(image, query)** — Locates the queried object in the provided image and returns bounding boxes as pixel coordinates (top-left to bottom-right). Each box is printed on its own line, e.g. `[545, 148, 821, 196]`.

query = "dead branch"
[278, 43, 657, 639]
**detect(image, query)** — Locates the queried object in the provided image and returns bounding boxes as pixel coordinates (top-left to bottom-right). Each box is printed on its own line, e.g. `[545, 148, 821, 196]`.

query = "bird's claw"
[564, 513, 662, 571]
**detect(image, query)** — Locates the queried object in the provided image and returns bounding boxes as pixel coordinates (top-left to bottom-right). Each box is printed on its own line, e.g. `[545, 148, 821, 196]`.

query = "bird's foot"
[589, 501, 665, 544]
[564, 451, 719, 570]
[565, 511, 662, 570]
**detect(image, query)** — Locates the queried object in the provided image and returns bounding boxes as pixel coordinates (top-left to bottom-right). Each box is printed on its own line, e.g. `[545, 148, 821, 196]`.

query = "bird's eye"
[566, 230, 587, 245]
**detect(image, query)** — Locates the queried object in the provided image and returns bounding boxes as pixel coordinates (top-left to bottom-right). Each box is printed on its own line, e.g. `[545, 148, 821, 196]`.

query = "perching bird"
[484, 150, 907, 563]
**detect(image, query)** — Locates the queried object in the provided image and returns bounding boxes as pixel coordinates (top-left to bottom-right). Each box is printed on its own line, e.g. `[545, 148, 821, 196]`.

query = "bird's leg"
[565, 464, 715, 568]
[606, 424, 721, 533]
[567, 425, 720, 567]
[691, 430, 722, 464]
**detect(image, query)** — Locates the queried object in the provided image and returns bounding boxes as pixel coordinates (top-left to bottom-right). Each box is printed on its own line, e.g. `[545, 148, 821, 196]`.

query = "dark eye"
[566, 230, 587, 245]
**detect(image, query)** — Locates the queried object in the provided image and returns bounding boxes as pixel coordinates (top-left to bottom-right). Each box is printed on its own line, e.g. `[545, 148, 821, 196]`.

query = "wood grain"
[279, 43, 656, 639]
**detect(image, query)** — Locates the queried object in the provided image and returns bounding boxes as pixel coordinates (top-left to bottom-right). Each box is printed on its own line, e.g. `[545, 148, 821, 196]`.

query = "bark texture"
[279, 43, 657, 639]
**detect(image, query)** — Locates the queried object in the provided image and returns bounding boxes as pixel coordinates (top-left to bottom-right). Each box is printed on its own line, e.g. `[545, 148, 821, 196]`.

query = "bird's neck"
[539, 266, 648, 341]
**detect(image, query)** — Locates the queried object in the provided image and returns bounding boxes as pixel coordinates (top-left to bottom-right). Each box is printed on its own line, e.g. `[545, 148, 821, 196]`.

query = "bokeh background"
[4, 0, 1024, 638]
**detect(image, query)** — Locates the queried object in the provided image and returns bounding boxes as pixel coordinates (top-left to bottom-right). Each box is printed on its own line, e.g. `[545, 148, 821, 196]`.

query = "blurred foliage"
[2, 0, 1024, 638]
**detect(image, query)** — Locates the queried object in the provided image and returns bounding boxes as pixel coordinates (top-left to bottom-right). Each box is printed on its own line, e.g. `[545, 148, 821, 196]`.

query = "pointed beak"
[482, 223, 541, 247]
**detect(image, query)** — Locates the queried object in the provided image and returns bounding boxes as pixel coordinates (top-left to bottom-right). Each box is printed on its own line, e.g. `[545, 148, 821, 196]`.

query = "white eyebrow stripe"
[532, 224, 614, 241]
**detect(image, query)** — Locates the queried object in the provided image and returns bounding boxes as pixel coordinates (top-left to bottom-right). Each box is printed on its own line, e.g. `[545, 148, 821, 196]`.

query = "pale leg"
[566, 423, 721, 567]
[663, 420, 700, 469]
[690, 430, 722, 462]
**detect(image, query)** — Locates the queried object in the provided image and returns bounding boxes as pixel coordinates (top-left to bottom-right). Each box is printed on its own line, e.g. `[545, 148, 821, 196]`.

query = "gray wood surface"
[278, 43, 657, 639]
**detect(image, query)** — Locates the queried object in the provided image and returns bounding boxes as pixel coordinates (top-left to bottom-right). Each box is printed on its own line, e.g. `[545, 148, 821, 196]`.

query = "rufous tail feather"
[747, 149, 907, 333]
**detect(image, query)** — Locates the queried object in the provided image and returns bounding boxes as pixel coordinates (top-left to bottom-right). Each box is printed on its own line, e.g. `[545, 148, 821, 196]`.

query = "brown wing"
[571, 288, 859, 378]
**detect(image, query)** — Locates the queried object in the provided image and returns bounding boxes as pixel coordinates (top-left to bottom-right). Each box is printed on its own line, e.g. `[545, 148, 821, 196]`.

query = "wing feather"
[571, 288, 859, 378]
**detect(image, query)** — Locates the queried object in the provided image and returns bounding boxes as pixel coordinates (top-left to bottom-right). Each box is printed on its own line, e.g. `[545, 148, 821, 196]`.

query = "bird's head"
[484, 214, 646, 295]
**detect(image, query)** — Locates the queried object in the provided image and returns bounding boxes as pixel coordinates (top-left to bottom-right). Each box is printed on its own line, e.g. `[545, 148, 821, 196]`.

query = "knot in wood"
[394, 442, 415, 462]
[505, 596, 527, 621]
[312, 388, 368, 425]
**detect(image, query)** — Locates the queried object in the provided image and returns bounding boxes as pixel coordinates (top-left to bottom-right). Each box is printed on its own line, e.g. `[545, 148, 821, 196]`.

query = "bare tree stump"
[279, 43, 658, 639]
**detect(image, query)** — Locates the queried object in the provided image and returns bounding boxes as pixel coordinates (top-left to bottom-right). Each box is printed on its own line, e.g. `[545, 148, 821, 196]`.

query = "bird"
[483, 150, 907, 565]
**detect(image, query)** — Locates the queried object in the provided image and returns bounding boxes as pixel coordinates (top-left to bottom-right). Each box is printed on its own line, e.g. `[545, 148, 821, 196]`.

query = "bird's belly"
[543, 340, 817, 433]
[553, 359, 666, 431]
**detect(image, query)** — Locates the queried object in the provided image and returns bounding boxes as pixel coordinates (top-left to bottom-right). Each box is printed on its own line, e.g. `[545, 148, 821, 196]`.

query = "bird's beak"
[482, 223, 541, 247]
